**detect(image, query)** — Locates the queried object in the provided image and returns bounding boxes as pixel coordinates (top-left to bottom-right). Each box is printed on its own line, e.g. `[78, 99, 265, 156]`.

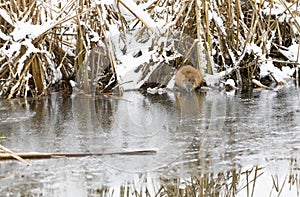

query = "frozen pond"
[1, 85, 300, 196]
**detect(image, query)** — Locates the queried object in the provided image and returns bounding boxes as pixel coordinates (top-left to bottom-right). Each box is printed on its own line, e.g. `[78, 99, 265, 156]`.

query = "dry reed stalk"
[202, 0, 214, 75]
[171, 1, 189, 28]
[118, 0, 154, 33]
[246, 169, 250, 197]
[96, 5, 119, 94]
[0, 149, 157, 160]
[251, 166, 259, 197]
[0, 0, 95, 98]
[7, 53, 37, 99]
[195, 0, 205, 79]
[1, 0, 300, 97]
[179, 0, 195, 36]
[74, 0, 87, 77]
[297, 41, 300, 80]
[235, 0, 242, 51]
[0, 144, 29, 165]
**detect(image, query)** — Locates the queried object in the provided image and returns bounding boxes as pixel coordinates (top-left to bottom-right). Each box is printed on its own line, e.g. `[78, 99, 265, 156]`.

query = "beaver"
[175, 65, 204, 92]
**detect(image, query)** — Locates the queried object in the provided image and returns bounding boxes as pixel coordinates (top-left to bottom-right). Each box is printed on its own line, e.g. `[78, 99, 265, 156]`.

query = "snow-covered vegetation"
[0, 0, 299, 98]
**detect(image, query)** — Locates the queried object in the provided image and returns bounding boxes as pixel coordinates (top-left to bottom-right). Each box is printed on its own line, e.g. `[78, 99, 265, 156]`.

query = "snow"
[108, 24, 120, 37]
[0, 29, 9, 41]
[167, 75, 175, 89]
[262, 3, 286, 16]
[225, 78, 236, 87]
[295, 17, 300, 33]
[69, 80, 77, 87]
[8, 39, 50, 77]
[0, 0, 298, 97]
[1, 1, 300, 196]
[115, 37, 180, 90]
[0, 9, 54, 78]
[95, 0, 114, 5]
[281, 66, 295, 77]
[0, 8, 14, 25]
[117, 48, 154, 90]
[2, 41, 21, 59]
[205, 73, 223, 87]
[113, 25, 180, 90]
[0, 7, 54, 77]
[147, 87, 167, 94]
[209, 10, 226, 35]
[90, 31, 100, 42]
[278, 43, 300, 63]
[10, 20, 53, 41]
[249, 43, 263, 57]
[259, 58, 294, 83]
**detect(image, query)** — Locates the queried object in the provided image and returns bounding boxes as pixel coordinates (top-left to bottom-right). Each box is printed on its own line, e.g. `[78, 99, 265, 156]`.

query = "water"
[0, 85, 300, 196]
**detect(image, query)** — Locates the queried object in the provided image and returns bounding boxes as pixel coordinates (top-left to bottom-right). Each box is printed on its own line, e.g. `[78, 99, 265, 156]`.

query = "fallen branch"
[0, 149, 158, 161]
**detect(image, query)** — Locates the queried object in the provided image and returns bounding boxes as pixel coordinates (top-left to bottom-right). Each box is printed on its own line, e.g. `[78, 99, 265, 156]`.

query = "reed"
[0, 0, 299, 98]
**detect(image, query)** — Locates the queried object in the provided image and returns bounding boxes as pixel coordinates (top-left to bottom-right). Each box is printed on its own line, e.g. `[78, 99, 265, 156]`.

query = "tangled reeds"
[0, 0, 299, 98]
[92, 165, 300, 196]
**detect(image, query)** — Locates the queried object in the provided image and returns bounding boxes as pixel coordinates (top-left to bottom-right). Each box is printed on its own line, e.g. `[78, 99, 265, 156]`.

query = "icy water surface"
[0, 86, 300, 196]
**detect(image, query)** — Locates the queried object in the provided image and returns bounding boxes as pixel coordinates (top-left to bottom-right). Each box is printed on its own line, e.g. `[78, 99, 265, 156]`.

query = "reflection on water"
[0, 86, 300, 196]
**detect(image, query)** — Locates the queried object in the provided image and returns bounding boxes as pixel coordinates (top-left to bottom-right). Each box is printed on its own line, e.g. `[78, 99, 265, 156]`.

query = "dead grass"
[0, 0, 299, 98]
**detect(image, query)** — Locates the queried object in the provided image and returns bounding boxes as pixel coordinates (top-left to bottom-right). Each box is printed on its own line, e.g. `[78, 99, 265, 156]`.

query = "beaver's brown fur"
[175, 65, 203, 91]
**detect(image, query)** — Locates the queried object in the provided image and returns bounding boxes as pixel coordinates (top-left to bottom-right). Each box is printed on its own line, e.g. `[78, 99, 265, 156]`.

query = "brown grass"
[0, 0, 299, 98]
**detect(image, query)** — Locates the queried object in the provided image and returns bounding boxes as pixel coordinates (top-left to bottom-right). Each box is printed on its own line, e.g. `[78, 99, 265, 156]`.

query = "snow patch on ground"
[278, 43, 300, 63]
[260, 58, 294, 82]
[117, 48, 154, 90]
